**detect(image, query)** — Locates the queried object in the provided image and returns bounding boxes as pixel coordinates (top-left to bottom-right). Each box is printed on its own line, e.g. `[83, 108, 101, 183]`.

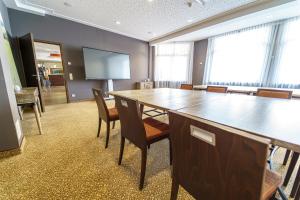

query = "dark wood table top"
[110, 88, 220, 111]
[110, 88, 300, 152]
[177, 93, 300, 152]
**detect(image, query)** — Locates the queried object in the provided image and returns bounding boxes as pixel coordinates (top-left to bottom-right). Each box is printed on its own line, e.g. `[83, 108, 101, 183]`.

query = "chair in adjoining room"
[206, 85, 228, 93]
[115, 96, 171, 190]
[92, 88, 119, 148]
[168, 110, 282, 200]
[180, 84, 193, 90]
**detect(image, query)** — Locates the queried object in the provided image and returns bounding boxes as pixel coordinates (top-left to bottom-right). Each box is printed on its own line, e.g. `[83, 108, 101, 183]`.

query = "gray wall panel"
[8, 9, 149, 101]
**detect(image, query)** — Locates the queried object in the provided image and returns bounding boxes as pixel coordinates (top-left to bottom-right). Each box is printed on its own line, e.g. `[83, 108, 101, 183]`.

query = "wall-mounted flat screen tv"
[83, 47, 131, 80]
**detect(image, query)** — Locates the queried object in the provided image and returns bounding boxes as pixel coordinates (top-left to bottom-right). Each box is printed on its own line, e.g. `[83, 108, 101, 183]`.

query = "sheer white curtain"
[204, 25, 273, 86]
[154, 42, 194, 88]
[269, 18, 300, 88]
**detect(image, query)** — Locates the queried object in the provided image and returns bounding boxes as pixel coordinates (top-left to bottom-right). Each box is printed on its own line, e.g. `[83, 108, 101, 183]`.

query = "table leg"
[37, 97, 42, 117]
[33, 103, 43, 135]
[18, 106, 24, 120]
[140, 104, 144, 114]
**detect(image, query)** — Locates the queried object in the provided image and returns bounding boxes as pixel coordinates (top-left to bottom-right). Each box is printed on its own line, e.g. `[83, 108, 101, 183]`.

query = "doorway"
[34, 41, 68, 105]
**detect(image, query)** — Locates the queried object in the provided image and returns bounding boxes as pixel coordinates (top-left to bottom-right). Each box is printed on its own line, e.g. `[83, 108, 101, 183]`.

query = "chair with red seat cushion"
[115, 95, 171, 190]
[92, 88, 119, 148]
[168, 110, 282, 200]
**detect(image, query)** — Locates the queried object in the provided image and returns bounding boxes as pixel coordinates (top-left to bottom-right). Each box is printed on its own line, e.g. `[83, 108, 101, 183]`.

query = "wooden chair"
[168, 110, 282, 200]
[115, 96, 171, 190]
[180, 84, 193, 90]
[92, 88, 119, 148]
[257, 88, 292, 99]
[256, 88, 297, 197]
[207, 85, 228, 93]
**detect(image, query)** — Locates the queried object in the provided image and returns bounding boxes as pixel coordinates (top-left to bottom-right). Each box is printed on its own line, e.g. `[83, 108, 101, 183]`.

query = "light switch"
[69, 73, 73, 80]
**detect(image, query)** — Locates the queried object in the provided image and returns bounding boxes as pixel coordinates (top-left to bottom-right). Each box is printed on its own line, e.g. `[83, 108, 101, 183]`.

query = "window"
[204, 25, 272, 86]
[271, 18, 300, 87]
[154, 42, 193, 88]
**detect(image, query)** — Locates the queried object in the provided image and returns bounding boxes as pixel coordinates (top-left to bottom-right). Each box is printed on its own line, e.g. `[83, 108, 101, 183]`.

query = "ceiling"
[4, 0, 257, 41]
[167, 0, 300, 42]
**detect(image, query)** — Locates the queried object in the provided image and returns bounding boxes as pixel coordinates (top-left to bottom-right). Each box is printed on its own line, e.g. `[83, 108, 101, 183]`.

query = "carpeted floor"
[0, 101, 298, 199]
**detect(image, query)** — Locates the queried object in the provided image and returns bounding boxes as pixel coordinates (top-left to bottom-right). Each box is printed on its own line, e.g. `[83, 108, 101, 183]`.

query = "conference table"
[109, 88, 300, 153]
[194, 85, 300, 98]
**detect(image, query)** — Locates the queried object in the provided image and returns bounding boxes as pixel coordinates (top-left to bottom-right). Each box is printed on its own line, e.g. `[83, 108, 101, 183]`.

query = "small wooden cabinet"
[136, 82, 153, 89]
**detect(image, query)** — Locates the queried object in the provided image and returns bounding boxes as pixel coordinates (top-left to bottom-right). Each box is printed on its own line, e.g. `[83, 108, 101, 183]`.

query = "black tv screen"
[83, 48, 131, 80]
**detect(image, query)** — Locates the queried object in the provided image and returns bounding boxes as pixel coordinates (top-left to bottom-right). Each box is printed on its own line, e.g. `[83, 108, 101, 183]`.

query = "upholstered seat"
[262, 169, 282, 200]
[108, 108, 119, 121]
[143, 118, 169, 142]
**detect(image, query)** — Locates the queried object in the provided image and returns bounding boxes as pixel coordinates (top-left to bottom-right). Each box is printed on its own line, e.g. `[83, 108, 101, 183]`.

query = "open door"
[19, 33, 45, 112]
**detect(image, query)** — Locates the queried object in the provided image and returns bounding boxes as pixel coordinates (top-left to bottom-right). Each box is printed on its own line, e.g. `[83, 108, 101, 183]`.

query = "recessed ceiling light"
[64, 2, 72, 7]
[148, 0, 154, 2]
[187, 19, 194, 23]
[115, 21, 121, 25]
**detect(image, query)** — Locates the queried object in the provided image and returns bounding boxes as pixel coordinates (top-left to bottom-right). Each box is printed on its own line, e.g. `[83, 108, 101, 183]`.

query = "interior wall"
[0, 1, 23, 151]
[192, 39, 208, 85]
[8, 9, 149, 102]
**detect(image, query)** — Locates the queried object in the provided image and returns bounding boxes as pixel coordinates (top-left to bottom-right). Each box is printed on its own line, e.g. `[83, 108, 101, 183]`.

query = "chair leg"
[118, 136, 125, 165]
[169, 138, 172, 165]
[283, 152, 299, 186]
[140, 104, 144, 114]
[147, 144, 150, 149]
[105, 122, 110, 148]
[290, 165, 300, 198]
[295, 184, 300, 200]
[97, 118, 102, 137]
[139, 148, 147, 190]
[170, 177, 179, 200]
[283, 150, 291, 165]
[112, 121, 116, 129]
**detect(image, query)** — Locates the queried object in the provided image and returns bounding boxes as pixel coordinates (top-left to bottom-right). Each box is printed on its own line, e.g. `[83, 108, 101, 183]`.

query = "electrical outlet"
[71, 94, 76, 98]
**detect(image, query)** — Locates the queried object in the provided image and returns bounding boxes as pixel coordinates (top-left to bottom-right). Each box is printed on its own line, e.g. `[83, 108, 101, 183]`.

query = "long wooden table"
[110, 88, 300, 153]
[194, 85, 300, 98]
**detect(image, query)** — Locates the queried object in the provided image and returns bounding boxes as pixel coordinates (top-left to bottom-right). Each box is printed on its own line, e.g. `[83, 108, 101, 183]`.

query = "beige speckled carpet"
[0, 101, 298, 199]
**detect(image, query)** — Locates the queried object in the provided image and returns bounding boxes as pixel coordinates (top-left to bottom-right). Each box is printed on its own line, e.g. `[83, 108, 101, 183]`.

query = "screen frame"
[82, 47, 131, 80]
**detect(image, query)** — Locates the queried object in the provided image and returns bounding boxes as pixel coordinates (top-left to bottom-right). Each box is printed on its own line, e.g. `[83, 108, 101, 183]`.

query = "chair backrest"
[168, 110, 270, 200]
[92, 88, 109, 121]
[180, 84, 193, 90]
[115, 96, 146, 148]
[207, 86, 228, 93]
[257, 88, 292, 99]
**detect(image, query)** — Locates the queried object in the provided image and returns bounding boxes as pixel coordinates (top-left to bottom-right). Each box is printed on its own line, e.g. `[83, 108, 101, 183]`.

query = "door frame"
[34, 39, 70, 103]
[19, 33, 45, 112]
